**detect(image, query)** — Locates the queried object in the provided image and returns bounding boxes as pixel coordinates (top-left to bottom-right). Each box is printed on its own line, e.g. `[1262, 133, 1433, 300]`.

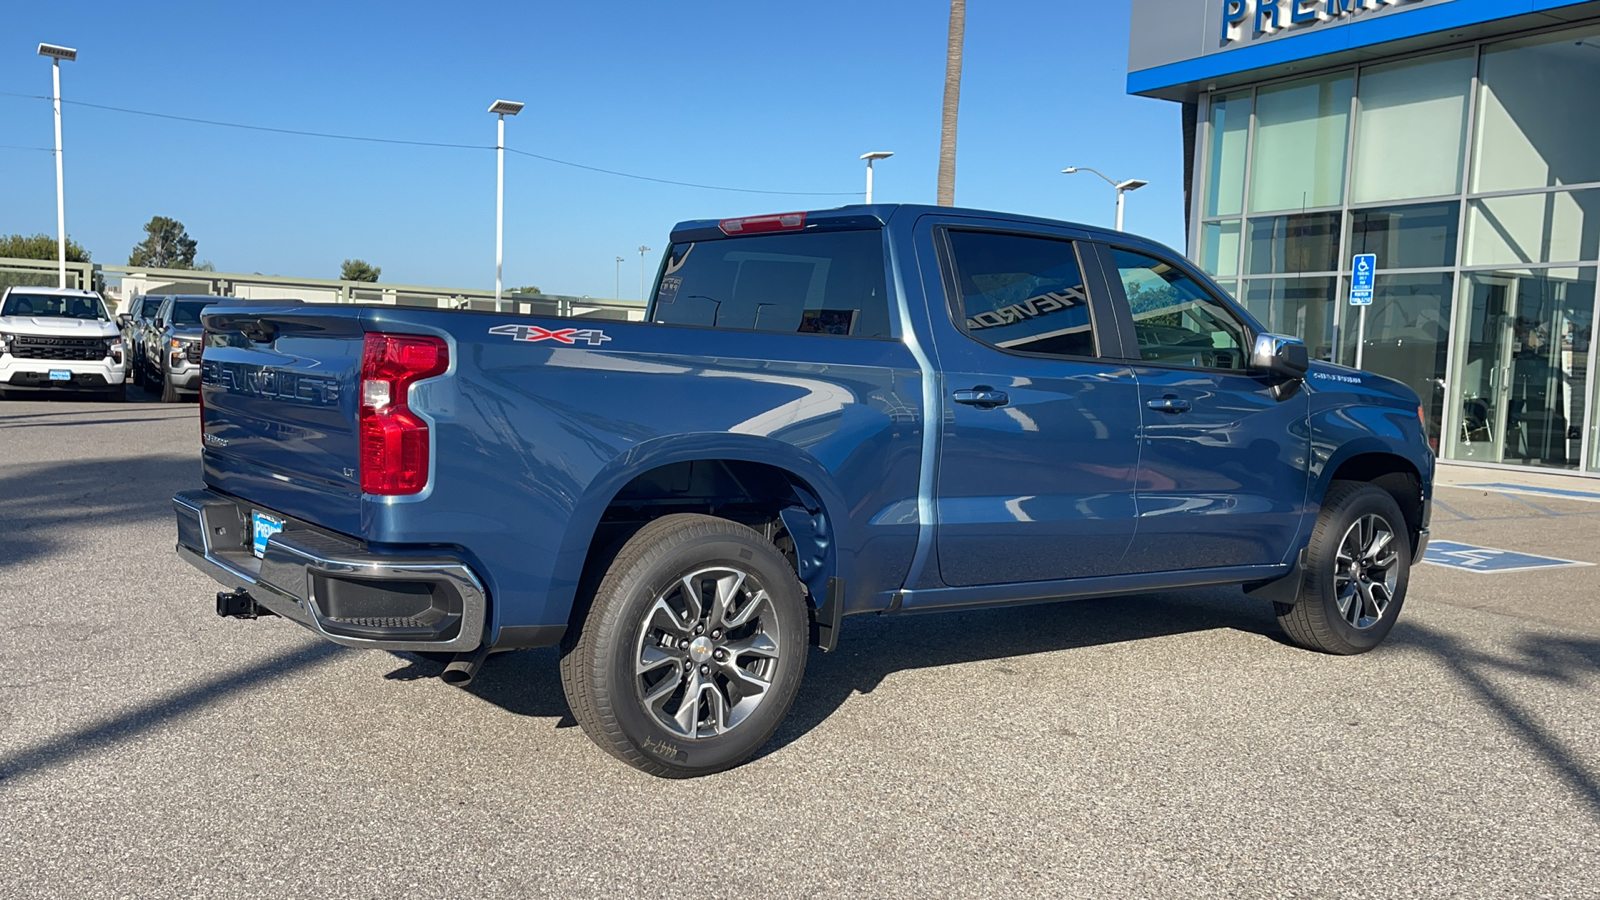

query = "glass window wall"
[1351, 50, 1474, 204]
[1465, 189, 1600, 266]
[1472, 26, 1600, 193]
[1205, 91, 1252, 218]
[1245, 212, 1341, 275]
[1199, 220, 1242, 278]
[1244, 277, 1338, 361]
[1338, 273, 1455, 450]
[1249, 72, 1354, 213]
[1194, 23, 1600, 475]
[1348, 202, 1460, 270]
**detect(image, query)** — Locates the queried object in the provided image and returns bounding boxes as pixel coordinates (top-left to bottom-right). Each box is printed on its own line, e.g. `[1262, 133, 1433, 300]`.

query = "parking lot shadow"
[0, 454, 198, 568]
[0, 642, 345, 786]
[1393, 621, 1600, 818]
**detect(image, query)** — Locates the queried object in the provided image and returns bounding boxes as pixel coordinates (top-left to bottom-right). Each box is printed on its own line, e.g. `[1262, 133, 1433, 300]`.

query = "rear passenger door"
[1095, 244, 1310, 573]
[920, 223, 1145, 590]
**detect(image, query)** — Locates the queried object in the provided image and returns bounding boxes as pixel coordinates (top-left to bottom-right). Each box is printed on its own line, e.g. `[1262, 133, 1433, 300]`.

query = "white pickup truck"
[0, 285, 127, 400]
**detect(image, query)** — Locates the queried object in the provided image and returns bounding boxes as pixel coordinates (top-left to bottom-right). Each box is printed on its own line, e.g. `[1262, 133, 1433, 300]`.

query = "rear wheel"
[559, 513, 807, 777]
[1276, 480, 1411, 654]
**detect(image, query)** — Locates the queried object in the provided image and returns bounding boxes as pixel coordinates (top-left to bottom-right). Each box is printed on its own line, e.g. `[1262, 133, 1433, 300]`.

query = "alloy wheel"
[1333, 513, 1400, 630]
[634, 566, 782, 739]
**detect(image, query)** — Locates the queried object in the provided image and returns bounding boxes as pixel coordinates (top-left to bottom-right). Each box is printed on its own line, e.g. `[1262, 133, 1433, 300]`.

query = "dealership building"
[1129, 0, 1600, 476]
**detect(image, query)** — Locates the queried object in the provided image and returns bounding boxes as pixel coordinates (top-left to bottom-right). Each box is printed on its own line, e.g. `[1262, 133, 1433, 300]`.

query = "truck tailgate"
[200, 305, 367, 535]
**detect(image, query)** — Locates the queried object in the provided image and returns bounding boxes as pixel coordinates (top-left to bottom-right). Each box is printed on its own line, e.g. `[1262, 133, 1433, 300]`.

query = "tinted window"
[0, 292, 106, 320]
[945, 231, 1096, 358]
[171, 300, 210, 327]
[651, 230, 890, 338]
[1112, 248, 1248, 370]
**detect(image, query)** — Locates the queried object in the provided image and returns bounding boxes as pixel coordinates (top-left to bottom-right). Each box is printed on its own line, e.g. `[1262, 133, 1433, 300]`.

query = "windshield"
[1, 292, 107, 321]
[171, 301, 210, 327]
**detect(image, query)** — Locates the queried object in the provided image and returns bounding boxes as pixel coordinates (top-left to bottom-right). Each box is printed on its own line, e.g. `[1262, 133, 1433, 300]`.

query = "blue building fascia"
[1129, 0, 1598, 97]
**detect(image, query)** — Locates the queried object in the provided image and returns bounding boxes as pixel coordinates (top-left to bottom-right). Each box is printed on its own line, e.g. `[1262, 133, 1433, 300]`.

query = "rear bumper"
[173, 488, 487, 652]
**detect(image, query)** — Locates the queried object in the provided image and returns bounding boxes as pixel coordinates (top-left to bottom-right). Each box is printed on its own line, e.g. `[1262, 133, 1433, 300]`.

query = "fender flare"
[542, 433, 854, 627]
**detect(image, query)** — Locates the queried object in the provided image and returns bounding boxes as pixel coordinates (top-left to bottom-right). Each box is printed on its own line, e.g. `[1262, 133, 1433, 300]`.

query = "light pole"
[488, 99, 525, 310]
[860, 151, 893, 203]
[1062, 166, 1147, 232]
[637, 246, 652, 303]
[38, 43, 77, 289]
[615, 256, 625, 300]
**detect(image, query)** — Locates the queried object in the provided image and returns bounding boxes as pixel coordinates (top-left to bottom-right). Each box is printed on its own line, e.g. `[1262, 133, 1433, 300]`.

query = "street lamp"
[488, 99, 525, 310]
[1062, 166, 1147, 232]
[638, 245, 652, 303]
[38, 43, 77, 289]
[860, 151, 894, 204]
[615, 256, 625, 300]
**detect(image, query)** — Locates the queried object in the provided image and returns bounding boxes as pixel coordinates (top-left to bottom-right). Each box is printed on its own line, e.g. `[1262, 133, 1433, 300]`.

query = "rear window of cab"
[650, 230, 892, 338]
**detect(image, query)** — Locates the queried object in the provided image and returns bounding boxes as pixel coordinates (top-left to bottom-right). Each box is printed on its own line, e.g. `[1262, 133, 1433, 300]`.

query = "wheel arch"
[1320, 447, 1426, 552]
[549, 435, 852, 637]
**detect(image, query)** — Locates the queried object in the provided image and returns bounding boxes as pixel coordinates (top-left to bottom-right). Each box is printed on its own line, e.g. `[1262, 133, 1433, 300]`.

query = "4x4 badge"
[488, 323, 611, 346]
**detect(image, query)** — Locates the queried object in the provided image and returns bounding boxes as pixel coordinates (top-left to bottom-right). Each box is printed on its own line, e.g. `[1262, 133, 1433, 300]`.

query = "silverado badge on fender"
[488, 323, 612, 346]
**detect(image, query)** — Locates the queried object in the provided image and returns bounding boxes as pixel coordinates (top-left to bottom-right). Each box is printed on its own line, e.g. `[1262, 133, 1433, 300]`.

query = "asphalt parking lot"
[1, 392, 1597, 898]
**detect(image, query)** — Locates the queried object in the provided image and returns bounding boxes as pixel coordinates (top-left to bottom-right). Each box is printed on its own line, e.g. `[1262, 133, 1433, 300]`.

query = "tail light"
[360, 333, 449, 495]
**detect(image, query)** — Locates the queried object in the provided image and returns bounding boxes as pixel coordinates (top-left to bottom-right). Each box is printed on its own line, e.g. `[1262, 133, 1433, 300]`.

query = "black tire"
[101, 386, 125, 403]
[559, 513, 807, 778]
[141, 356, 158, 394]
[1276, 480, 1411, 655]
[159, 360, 179, 403]
[130, 355, 144, 387]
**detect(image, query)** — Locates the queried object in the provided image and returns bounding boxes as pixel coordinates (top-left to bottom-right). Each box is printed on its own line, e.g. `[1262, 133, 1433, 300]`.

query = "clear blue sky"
[1, 0, 1185, 300]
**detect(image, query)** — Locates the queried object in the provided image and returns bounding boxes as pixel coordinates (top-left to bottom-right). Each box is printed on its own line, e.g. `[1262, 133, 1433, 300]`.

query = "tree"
[0, 233, 90, 262]
[128, 216, 197, 269]
[341, 259, 381, 282]
[936, 0, 966, 207]
[512, 285, 542, 295]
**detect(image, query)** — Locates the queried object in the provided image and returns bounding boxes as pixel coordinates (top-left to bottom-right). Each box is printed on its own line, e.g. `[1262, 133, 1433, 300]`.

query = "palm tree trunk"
[937, 0, 966, 207]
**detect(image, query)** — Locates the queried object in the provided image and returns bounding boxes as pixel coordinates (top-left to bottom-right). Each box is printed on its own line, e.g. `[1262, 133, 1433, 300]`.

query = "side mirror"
[117, 313, 131, 327]
[1251, 333, 1309, 379]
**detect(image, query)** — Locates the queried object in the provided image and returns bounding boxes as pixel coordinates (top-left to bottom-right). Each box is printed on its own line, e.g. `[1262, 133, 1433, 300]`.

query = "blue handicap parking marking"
[1459, 482, 1600, 504]
[1422, 540, 1593, 574]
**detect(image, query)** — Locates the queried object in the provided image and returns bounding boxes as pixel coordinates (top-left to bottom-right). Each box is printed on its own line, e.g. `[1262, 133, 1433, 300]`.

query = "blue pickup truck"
[174, 204, 1433, 777]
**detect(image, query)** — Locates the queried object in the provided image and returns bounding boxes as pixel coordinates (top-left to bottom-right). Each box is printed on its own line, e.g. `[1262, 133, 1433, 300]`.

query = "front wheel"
[559, 513, 808, 777]
[159, 360, 180, 403]
[1276, 480, 1411, 654]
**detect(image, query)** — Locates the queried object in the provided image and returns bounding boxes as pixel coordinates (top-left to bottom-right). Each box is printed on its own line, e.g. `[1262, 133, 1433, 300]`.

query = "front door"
[1448, 270, 1594, 469]
[1100, 245, 1311, 573]
[927, 227, 1144, 588]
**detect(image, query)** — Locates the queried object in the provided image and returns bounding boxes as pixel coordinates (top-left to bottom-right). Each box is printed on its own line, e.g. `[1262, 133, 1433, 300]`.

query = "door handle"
[953, 387, 1009, 409]
[1146, 396, 1192, 414]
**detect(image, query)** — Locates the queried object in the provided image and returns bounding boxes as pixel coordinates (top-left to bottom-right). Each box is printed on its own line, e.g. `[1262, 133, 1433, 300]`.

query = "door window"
[1112, 248, 1250, 370]
[944, 230, 1097, 358]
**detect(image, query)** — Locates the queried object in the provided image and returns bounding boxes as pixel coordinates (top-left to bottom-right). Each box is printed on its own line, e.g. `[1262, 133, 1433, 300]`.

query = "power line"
[503, 148, 859, 196]
[0, 144, 52, 152]
[65, 98, 489, 150]
[0, 90, 861, 197]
